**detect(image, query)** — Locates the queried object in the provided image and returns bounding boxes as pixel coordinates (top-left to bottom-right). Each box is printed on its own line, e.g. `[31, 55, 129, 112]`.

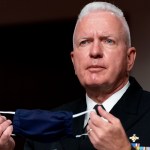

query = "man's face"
[71, 11, 136, 91]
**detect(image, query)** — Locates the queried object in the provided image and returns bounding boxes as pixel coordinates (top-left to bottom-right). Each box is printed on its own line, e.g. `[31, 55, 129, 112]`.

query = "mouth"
[87, 65, 105, 72]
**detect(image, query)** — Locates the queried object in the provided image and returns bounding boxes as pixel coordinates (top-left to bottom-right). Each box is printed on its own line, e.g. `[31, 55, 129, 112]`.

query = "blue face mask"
[13, 109, 74, 142]
[0, 109, 95, 142]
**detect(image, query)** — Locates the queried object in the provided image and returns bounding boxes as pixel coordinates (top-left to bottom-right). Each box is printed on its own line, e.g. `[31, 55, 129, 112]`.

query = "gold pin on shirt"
[129, 134, 139, 142]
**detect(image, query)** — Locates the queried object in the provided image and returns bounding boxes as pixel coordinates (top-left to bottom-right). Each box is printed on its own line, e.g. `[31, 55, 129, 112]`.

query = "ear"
[70, 51, 74, 65]
[127, 47, 136, 71]
[70, 51, 77, 75]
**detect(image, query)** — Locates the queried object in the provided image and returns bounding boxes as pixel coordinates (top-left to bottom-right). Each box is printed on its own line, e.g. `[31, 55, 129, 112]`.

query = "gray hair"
[73, 1, 131, 48]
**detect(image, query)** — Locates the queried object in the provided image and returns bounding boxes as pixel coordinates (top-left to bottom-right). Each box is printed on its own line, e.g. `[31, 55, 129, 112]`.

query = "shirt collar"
[84, 81, 130, 127]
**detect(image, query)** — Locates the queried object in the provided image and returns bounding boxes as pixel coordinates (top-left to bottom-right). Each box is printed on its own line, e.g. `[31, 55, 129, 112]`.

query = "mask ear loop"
[0, 111, 15, 114]
[72, 109, 95, 118]
[73, 109, 96, 138]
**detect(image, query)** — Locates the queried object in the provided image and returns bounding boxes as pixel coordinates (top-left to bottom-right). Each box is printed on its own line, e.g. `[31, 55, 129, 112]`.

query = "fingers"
[95, 106, 121, 125]
[0, 115, 7, 123]
[87, 120, 103, 145]
[88, 109, 109, 128]
[86, 108, 111, 141]
[87, 107, 122, 135]
[0, 118, 12, 136]
[87, 110, 108, 136]
[0, 116, 15, 150]
[86, 107, 130, 150]
[0, 125, 13, 144]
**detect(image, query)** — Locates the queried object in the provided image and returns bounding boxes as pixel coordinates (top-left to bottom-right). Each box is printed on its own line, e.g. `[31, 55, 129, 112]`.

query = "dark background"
[0, 19, 84, 111]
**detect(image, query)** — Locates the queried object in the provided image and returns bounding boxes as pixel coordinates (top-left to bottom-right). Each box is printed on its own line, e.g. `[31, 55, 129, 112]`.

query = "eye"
[104, 38, 115, 45]
[79, 40, 91, 47]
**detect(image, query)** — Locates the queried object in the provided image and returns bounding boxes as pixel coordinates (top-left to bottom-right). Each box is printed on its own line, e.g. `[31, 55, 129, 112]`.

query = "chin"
[84, 81, 103, 87]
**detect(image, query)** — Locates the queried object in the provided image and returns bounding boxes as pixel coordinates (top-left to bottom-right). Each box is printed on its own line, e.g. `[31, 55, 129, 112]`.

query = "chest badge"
[129, 134, 139, 142]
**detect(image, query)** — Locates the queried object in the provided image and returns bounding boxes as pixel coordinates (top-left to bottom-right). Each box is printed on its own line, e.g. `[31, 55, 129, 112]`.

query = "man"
[0, 115, 15, 150]
[24, 1, 150, 150]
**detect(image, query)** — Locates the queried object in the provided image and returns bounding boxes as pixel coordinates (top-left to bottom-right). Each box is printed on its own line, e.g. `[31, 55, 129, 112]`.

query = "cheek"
[114, 57, 128, 73]
[107, 53, 127, 73]
[73, 52, 87, 66]
[73, 55, 84, 73]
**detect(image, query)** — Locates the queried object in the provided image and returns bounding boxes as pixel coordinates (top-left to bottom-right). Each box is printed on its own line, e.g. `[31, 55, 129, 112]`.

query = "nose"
[89, 39, 103, 58]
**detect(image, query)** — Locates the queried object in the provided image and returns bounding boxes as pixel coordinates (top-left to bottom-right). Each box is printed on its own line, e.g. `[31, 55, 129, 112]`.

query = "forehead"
[75, 11, 124, 37]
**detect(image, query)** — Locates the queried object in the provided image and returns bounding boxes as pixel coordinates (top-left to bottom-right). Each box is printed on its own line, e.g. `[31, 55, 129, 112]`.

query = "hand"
[0, 115, 15, 150]
[87, 106, 131, 150]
